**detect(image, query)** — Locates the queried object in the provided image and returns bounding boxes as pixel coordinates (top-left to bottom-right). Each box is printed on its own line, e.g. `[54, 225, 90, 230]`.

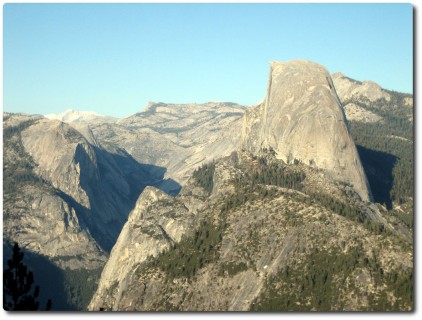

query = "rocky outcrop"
[88, 187, 195, 310]
[403, 97, 413, 107]
[91, 102, 245, 185]
[3, 113, 183, 309]
[241, 60, 372, 202]
[331, 72, 391, 103]
[44, 103, 245, 187]
[343, 103, 383, 123]
[21, 120, 94, 209]
[18, 118, 160, 251]
[3, 113, 179, 263]
[3, 114, 107, 272]
[3, 184, 106, 271]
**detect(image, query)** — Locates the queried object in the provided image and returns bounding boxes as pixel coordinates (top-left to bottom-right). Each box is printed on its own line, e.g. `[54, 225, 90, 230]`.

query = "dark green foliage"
[192, 161, 216, 194]
[137, 149, 412, 311]
[229, 159, 388, 236]
[252, 246, 361, 311]
[218, 261, 248, 277]
[151, 218, 225, 279]
[3, 243, 52, 311]
[310, 192, 389, 235]
[351, 123, 413, 206]
[261, 147, 276, 156]
[62, 267, 103, 310]
[221, 156, 386, 235]
[249, 159, 306, 190]
[366, 256, 413, 311]
[387, 208, 413, 229]
[3, 119, 47, 194]
[221, 184, 279, 213]
[222, 156, 385, 235]
[8, 248, 77, 311]
[151, 298, 181, 311]
[345, 96, 413, 206]
[221, 157, 306, 212]
[251, 245, 413, 311]
[3, 119, 36, 140]
[312, 193, 365, 222]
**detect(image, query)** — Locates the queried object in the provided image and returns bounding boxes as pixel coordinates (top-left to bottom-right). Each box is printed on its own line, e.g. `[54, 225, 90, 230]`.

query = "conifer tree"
[3, 242, 52, 311]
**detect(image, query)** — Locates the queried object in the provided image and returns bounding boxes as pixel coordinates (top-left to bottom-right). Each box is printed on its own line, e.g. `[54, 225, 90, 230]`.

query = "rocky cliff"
[88, 186, 196, 310]
[241, 60, 372, 202]
[331, 72, 394, 125]
[17, 117, 170, 251]
[3, 113, 177, 309]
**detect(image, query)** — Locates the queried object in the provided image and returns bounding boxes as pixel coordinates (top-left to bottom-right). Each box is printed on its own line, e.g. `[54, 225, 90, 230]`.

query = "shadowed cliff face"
[355, 146, 397, 209]
[88, 186, 196, 310]
[3, 114, 183, 310]
[241, 60, 372, 202]
[15, 118, 180, 252]
[90, 102, 245, 185]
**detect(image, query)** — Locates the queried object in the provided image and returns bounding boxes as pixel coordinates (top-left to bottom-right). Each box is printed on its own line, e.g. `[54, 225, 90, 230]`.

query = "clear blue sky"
[3, 3, 413, 118]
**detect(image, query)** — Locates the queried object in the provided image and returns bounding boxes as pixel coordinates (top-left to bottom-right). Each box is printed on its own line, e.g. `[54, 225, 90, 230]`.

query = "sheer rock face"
[88, 187, 196, 311]
[21, 120, 95, 209]
[3, 185, 107, 270]
[4, 114, 170, 261]
[19, 120, 135, 250]
[241, 60, 372, 202]
[3, 115, 106, 270]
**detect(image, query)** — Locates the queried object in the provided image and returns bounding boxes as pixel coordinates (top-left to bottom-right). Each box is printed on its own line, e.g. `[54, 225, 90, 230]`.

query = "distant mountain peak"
[45, 109, 116, 124]
[331, 72, 390, 102]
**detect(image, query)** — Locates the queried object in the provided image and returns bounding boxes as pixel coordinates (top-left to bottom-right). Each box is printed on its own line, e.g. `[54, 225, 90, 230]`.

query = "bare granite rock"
[241, 60, 372, 202]
[3, 113, 175, 264]
[343, 103, 383, 123]
[3, 114, 106, 270]
[90, 102, 245, 185]
[331, 72, 391, 103]
[88, 186, 196, 310]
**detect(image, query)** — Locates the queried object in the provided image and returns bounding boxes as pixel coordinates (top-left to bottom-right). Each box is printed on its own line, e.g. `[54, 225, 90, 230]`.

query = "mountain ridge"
[3, 59, 413, 311]
[88, 149, 412, 311]
[88, 60, 412, 311]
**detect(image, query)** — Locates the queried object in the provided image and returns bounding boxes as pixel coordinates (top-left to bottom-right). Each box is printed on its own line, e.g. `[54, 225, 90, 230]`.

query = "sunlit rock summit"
[241, 60, 372, 201]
